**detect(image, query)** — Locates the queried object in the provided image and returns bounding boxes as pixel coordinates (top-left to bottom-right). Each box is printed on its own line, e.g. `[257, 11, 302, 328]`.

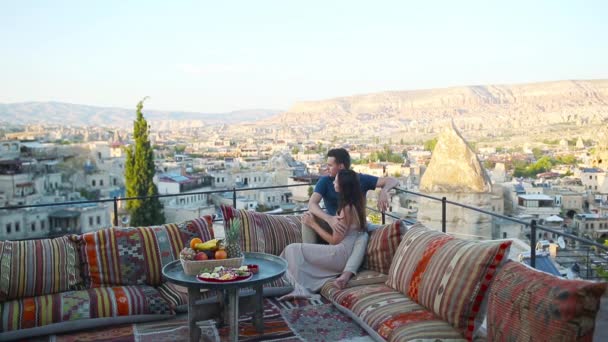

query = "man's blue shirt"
[314, 173, 378, 215]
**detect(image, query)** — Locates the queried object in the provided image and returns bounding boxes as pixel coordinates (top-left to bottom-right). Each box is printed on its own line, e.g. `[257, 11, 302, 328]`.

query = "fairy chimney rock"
[420, 124, 492, 193]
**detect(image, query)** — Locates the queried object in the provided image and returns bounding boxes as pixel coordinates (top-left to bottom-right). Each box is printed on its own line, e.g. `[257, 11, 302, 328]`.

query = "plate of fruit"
[197, 266, 252, 282]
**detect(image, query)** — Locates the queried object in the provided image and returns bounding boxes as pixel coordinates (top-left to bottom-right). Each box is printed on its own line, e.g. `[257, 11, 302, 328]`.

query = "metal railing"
[2, 183, 607, 280]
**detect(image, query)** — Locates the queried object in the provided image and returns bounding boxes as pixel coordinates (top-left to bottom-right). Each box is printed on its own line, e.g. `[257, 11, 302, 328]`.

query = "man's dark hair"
[327, 148, 351, 169]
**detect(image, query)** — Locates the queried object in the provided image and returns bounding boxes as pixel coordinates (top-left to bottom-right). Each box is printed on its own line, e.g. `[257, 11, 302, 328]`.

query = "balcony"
[1, 184, 607, 341]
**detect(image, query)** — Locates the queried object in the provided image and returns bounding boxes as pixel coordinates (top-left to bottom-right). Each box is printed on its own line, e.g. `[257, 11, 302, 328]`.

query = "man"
[302, 148, 399, 288]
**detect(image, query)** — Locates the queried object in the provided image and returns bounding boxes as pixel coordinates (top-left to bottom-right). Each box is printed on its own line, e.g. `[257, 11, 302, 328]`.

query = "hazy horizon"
[1, 0, 607, 113]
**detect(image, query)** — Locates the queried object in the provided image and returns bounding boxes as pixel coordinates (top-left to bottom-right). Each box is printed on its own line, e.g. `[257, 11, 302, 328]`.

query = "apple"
[194, 252, 208, 261]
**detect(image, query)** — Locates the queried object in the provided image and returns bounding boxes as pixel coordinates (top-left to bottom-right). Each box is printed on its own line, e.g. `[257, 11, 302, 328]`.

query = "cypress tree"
[125, 98, 165, 226]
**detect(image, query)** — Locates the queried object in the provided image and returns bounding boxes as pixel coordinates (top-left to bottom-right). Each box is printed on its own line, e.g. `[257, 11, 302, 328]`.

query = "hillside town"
[2, 120, 608, 252]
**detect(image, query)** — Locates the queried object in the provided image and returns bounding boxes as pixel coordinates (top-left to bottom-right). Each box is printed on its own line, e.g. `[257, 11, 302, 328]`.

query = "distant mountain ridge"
[0, 101, 282, 128]
[262, 79, 608, 139]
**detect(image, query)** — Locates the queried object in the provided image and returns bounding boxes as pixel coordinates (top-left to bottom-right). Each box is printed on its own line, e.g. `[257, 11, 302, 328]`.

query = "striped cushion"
[321, 283, 465, 341]
[0, 285, 172, 332]
[487, 260, 607, 341]
[80, 216, 214, 287]
[0, 235, 83, 302]
[222, 206, 302, 255]
[386, 224, 511, 340]
[362, 221, 402, 274]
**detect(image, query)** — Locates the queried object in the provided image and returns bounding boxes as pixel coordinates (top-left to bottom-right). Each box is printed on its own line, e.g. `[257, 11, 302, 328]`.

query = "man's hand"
[377, 190, 389, 213]
[328, 216, 347, 236]
[301, 212, 316, 227]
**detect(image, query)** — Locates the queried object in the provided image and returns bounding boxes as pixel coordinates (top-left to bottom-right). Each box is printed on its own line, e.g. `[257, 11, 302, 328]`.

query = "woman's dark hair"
[327, 148, 351, 170]
[336, 169, 366, 231]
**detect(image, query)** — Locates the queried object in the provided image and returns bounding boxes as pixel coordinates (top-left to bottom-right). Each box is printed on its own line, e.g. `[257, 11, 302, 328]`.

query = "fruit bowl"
[180, 257, 244, 276]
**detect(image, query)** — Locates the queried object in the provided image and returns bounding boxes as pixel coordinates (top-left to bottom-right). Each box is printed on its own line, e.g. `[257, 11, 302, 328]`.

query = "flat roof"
[519, 194, 554, 201]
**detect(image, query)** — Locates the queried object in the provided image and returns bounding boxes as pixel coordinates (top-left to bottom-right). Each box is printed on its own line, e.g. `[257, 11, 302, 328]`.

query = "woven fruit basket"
[180, 256, 244, 276]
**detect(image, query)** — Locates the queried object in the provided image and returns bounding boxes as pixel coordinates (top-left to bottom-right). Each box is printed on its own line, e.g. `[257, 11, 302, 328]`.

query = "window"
[100, 179, 104, 186]
[89, 217, 94, 226]
[15, 222, 20, 232]
[6, 223, 11, 234]
[590, 176, 593, 180]
[92, 180, 96, 186]
[96, 216, 101, 225]
[113, 179, 117, 186]
[503, 232, 507, 238]
[591, 223, 594, 229]
[41, 221, 45, 230]
[31, 223, 35, 232]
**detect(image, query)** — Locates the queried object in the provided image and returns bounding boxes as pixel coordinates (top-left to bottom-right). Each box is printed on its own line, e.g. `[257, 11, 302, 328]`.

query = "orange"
[214, 249, 228, 260]
[190, 238, 203, 249]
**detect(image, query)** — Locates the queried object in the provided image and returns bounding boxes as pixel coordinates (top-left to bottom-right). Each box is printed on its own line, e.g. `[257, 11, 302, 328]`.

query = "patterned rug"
[29, 297, 370, 342]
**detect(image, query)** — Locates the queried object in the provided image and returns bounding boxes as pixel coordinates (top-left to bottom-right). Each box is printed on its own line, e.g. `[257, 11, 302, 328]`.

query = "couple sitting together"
[280, 148, 398, 300]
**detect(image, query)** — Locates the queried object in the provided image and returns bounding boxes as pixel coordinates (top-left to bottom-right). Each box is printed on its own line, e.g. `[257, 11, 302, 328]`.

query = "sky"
[1, 0, 607, 113]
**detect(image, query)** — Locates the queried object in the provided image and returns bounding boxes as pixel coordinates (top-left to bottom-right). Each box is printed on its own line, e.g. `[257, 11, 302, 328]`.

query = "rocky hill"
[0, 101, 281, 128]
[263, 79, 608, 142]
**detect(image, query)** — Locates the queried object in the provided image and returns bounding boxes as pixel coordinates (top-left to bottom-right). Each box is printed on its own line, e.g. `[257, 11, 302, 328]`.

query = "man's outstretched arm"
[376, 176, 399, 212]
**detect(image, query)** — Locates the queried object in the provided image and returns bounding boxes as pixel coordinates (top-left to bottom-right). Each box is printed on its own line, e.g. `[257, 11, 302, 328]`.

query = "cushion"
[80, 216, 214, 287]
[221, 205, 302, 255]
[361, 220, 402, 274]
[0, 235, 83, 302]
[487, 260, 607, 341]
[386, 224, 511, 340]
[321, 283, 465, 341]
[0, 285, 173, 333]
[344, 269, 388, 288]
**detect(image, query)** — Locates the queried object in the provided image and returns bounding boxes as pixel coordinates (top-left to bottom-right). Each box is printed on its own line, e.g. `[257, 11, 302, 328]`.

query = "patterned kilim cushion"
[361, 220, 402, 274]
[0, 285, 173, 332]
[320, 283, 465, 341]
[344, 269, 388, 288]
[222, 205, 302, 255]
[487, 260, 607, 341]
[386, 224, 511, 340]
[0, 235, 83, 302]
[80, 216, 214, 287]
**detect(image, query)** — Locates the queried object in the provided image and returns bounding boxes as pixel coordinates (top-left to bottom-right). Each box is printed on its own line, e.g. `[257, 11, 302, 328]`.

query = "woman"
[279, 169, 367, 299]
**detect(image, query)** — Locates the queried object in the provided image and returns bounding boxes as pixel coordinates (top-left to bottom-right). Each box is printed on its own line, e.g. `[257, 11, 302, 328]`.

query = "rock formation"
[419, 122, 492, 193]
[591, 125, 608, 170]
[417, 123, 496, 240]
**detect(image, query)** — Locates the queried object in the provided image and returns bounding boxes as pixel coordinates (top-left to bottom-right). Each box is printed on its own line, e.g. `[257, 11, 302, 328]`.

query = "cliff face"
[268, 79, 608, 136]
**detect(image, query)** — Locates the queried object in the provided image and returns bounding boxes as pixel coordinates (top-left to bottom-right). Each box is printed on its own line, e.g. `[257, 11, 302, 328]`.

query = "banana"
[196, 239, 219, 251]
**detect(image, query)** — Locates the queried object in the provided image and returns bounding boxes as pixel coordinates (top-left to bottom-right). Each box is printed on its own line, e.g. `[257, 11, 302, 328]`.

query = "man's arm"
[307, 192, 333, 223]
[307, 192, 346, 234]
[376, 176, 399, 212]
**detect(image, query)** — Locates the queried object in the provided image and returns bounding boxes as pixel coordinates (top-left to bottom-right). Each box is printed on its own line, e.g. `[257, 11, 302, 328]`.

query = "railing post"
[382, 212, 386, 225]
[530, 219, 537, 268]
[113, 197, 118, 226]
[442, 197, 447, 233]
[232, 187, 237, 208]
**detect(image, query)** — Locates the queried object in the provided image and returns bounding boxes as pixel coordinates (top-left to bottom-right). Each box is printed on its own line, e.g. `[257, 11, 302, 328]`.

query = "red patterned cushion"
[0, 285, 172, 332]
[361, 220, 402, 274]
[487, 260, 607, 341]
[0, 235, 83, 302]
[386, 224, 511, 340]
[221, 206, 302, 255]
[80, 216, 214, 287]
[320, 283, 465, 341]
